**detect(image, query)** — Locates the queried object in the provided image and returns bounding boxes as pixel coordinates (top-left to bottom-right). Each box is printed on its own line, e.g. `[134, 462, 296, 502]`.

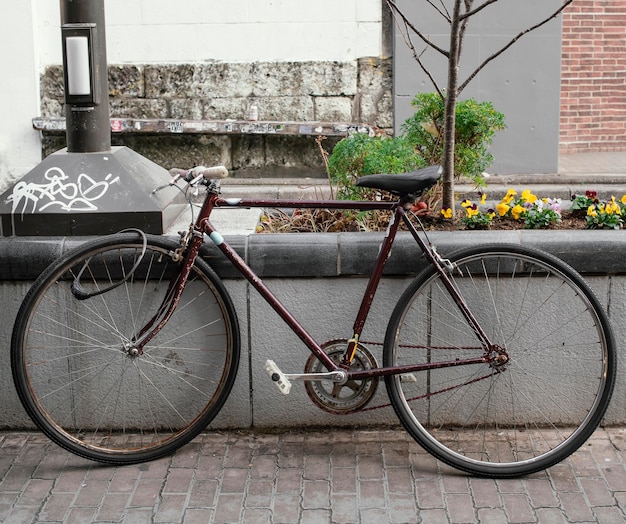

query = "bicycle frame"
[135, 184, 500, 380]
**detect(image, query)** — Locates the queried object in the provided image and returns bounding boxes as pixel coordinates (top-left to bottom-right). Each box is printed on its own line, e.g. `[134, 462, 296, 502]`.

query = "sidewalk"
[1, 427, 625, 523]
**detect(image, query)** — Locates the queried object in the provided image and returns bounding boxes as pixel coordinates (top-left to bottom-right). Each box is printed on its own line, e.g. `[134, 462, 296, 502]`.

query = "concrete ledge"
[1, 230, 626, 431]
[2, 230, 626, 280]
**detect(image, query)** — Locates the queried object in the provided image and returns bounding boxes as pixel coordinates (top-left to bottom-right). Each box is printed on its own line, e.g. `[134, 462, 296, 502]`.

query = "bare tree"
[386, 0, 574, 211]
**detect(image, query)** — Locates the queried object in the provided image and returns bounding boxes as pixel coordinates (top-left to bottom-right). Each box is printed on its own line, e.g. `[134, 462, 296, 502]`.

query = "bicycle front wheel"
[384, 244, 616, 478]
[11, 233, 240, 464]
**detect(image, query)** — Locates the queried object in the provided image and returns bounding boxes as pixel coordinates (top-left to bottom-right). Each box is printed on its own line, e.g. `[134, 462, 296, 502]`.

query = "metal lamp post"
[0, 0, 184, 236]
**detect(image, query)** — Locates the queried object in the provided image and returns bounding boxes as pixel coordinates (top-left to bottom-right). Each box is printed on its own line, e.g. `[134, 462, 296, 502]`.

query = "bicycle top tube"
[212, 164, 443, 212]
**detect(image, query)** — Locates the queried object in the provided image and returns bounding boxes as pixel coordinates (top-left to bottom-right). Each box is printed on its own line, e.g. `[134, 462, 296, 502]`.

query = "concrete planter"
[1, 230, 624, 430]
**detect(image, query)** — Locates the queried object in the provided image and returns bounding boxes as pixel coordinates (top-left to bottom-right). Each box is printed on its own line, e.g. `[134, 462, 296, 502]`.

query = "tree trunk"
[441, 0, 463, 212]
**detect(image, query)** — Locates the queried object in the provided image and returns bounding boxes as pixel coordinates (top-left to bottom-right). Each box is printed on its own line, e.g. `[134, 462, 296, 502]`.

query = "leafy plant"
[495, 189, 562, 229]
[585, 197, 624, 230]
[571, 191, 599, 215]
[401, 93, 505, 186]
[459, 195, 495, 229]
[327, 133, 425, 200]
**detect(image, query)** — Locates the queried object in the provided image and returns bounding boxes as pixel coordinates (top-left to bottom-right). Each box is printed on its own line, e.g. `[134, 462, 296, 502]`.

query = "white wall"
[0, 1, 44, 189]
[0, 0, 382, 189]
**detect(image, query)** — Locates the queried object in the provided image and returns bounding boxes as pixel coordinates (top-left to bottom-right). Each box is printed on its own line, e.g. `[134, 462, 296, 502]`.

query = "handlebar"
[168, 165, 229, 184]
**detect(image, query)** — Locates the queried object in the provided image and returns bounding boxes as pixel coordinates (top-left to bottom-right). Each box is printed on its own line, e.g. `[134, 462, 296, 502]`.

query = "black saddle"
[355, 165, 442, 197]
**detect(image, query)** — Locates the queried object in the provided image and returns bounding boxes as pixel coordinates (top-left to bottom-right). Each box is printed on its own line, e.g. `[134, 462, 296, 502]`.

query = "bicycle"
[11, 164, 616, 478]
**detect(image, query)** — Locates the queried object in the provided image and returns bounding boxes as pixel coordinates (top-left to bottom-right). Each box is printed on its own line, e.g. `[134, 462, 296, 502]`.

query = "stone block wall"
[39, 58, 392, 177]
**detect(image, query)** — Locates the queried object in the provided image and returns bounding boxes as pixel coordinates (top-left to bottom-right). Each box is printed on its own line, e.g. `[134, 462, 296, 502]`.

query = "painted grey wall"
[392, 0, 563, 174]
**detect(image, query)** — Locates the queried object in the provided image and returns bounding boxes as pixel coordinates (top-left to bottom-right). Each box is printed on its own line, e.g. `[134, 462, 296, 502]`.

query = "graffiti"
[6, 167, 120, 215]
[167, 121, 184, 133]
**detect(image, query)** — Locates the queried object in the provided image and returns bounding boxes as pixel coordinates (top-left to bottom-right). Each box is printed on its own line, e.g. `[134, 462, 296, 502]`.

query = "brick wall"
[560, 0, 626, 152]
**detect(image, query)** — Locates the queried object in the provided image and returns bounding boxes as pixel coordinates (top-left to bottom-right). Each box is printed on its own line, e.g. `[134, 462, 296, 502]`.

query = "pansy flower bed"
[442, 189, 626, 230]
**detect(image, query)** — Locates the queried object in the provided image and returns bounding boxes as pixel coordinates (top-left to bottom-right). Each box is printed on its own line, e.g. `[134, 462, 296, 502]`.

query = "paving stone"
[476, 507, 509, 524]
[469, 478, 500, 508]
[330, 467, 357, 494]
[501, 493, 535, 523]
[388, 492, 419, 523]
[95, 492, 131, 522]
[38, 492, 75, 521]
[163, 467, 195, 494]
[301, 479, 330, 509]
[330, 493, 359, 524]
[558, 491, 596, 522]
[579, 477, 616, 506]
[446, 493, 476, 524]
[525, 477, 560, 508]
[154, 493, 188, 523]
[592, 506, 626, 523]
[534, 507, 569, 524]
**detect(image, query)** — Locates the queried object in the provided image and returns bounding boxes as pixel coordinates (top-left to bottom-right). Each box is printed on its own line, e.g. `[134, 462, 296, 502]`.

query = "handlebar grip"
[191, 165, 229, 179]
[168, 168, 188, 178]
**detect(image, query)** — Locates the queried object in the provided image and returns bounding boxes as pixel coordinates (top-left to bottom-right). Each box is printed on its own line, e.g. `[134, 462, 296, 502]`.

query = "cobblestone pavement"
[1, 427, 626, 523]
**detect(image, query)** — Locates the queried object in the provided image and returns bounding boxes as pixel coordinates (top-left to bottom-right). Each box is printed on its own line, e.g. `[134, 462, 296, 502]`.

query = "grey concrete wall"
[392, 0, 563, 174]
[1, 230, 625, 432]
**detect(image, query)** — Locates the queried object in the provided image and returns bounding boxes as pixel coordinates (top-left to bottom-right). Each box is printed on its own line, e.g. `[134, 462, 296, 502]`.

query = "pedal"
[264, 360, 292, 395]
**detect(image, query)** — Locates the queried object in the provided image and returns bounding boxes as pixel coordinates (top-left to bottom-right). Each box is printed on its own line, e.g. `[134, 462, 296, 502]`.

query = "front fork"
[126, 225, 205, 355]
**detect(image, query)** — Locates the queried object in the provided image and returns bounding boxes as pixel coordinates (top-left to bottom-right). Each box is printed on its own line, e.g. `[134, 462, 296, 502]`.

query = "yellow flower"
[461, 199, 472, 208]
[587, 205, 598, 218]
[496, 203, 510, 216]
[466, 206, 479, 218]
[441, 208, 453, 219]
[501, 188, 517, 205]
[487, 212, 496, 220]
[621, 195, 626, 204]
[511, 204, 526, 220]
[607, 197, 621, 215]
[480, 193, 487, 205]
[521, 190, 537, 203]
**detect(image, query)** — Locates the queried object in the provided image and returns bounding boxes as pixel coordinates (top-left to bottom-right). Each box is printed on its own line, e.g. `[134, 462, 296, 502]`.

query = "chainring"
[304, 340, 379, 414]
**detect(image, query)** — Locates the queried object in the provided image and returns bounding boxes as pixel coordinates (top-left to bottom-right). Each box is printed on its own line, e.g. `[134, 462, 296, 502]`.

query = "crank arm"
[264, 359, 347, 395]
[284, 370, 347, 383]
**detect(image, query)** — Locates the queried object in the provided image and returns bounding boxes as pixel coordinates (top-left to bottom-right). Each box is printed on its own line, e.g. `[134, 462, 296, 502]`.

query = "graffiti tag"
[6, 167, 120, 215]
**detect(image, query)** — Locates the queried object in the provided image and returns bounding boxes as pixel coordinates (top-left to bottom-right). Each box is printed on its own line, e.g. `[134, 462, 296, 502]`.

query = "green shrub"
[327, 133, 425, 200]
[401, 92, 505, 186]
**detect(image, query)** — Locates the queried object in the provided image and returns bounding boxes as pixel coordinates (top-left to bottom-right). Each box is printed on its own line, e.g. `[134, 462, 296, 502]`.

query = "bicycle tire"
[383, 243, 616, 478]
[11, 232, 240, 465]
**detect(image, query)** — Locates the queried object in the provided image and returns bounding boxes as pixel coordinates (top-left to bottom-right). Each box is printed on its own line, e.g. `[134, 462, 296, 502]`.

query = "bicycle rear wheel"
[384, 244, 616, 478]
[11, 232, 240, 464]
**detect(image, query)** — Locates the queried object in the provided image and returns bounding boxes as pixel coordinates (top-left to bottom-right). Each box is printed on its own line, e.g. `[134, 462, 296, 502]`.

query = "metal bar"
[216, 197, 397, 211]
[346, 357, 491, 380]
[33, 117, 375, 138]
[60, 0, 111, 153]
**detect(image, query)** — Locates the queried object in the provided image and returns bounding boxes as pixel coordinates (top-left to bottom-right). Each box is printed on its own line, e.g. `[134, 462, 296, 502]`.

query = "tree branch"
[426, 0, 451, 22]
[397, 18, 444, 96]
[459, 0, 499, 20]
[458, 0, 575, 93]
[385, 0, 450, 57]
